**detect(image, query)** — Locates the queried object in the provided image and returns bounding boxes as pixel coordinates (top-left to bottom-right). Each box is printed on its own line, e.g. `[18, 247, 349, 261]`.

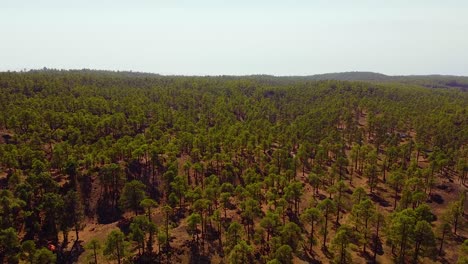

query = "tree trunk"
[63, 231, 68, 247]
[340, 241, 345, 264]
[116, 240, 121, 264]
[310, 223, 314, 253]
[439, 227, 447, 256]
[201, 214, 205, 241]
[148, 231, 153, 253]
[75, 225, 79, 242]
[336, 203, 340, 225]
[413, 241, 421, 264]
[454, 213, 459, 235]
[363, 217, 368, 253]
[323, 208, 328, 248]
[355, 149, 359, 170]
[399, 229, 407, 264]
[165, 212, 169, 250]
[93, 247, 98, 264]
[218, 221, 222, 247]
[373, 216, 381, 263]
[382, 163, 386, 182]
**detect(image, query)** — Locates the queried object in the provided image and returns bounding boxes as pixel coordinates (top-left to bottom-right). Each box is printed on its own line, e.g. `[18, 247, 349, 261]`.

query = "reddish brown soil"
[74, 115, 466, 263]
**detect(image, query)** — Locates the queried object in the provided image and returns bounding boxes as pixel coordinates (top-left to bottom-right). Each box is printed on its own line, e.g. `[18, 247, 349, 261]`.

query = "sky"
[1, 0, 468, 76]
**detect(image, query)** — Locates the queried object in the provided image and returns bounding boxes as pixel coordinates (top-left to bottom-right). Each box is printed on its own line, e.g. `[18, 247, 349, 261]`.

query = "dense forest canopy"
[0, 70, 466, 263]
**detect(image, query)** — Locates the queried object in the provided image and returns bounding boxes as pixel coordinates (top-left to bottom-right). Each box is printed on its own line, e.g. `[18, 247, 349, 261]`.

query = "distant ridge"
[3, 69, 468, 91]
[302, 71, 391, 81]
[245, 71, 468, 90]
[293, 72, 468, 90]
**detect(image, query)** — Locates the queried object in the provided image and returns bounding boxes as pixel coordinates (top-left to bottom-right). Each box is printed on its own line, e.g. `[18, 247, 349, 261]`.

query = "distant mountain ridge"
[4, 69, 468, 91]
[242, 71, 468, 91]
[303, 71, 468, 81]
[300, 71, 391, 81]
[277, 71, 468, 90]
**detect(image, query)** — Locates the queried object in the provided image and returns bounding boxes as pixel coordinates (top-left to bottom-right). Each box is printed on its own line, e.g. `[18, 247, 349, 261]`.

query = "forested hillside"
[0, 70, 466, 264]
[251, 72, 468, 91]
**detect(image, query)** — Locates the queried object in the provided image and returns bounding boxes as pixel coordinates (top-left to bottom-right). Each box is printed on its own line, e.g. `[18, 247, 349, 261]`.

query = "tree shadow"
[369, 193, 391, 207]
[436, 184, 454, 192]
[0, 175, 8, 189]
[429, 193, 444, 204]
[96, 198, 122, 224]
[321, 246, 333, 259]
[172, 207, 187, 225]
[156, 244, 181, 264]
[371, 235, 384, 255]
[204, 225, 220, 242]
[132, 252, 160, 263]
[287, 209, 301, 225]
[57, 240, 84, 264]
[117, 217, 132, 234]
[357, 250, 374, 264]
[317, 193, 327, 201]
[359, 234, 384, 263]
[188, 240, 211, 264]
[296, 248, 323, 264]
[454, 234, 467, 243]
[438, 253, 453, 264]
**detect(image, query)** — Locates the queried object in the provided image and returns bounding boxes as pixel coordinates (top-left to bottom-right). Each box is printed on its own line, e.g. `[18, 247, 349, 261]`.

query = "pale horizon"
[4, 68, 468, 78]
[2, 0, 468, 76]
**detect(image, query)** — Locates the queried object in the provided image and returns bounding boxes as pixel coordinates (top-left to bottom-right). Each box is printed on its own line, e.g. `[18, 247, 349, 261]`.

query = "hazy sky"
[1, 0, 468, 75]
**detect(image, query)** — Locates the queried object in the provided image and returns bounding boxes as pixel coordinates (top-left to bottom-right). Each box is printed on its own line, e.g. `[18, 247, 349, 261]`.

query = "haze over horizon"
[1, 0, 468, 76]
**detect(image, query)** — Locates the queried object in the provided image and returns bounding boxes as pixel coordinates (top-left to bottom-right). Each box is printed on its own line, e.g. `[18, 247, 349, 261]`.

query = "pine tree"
[103, 230, 128, 264]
